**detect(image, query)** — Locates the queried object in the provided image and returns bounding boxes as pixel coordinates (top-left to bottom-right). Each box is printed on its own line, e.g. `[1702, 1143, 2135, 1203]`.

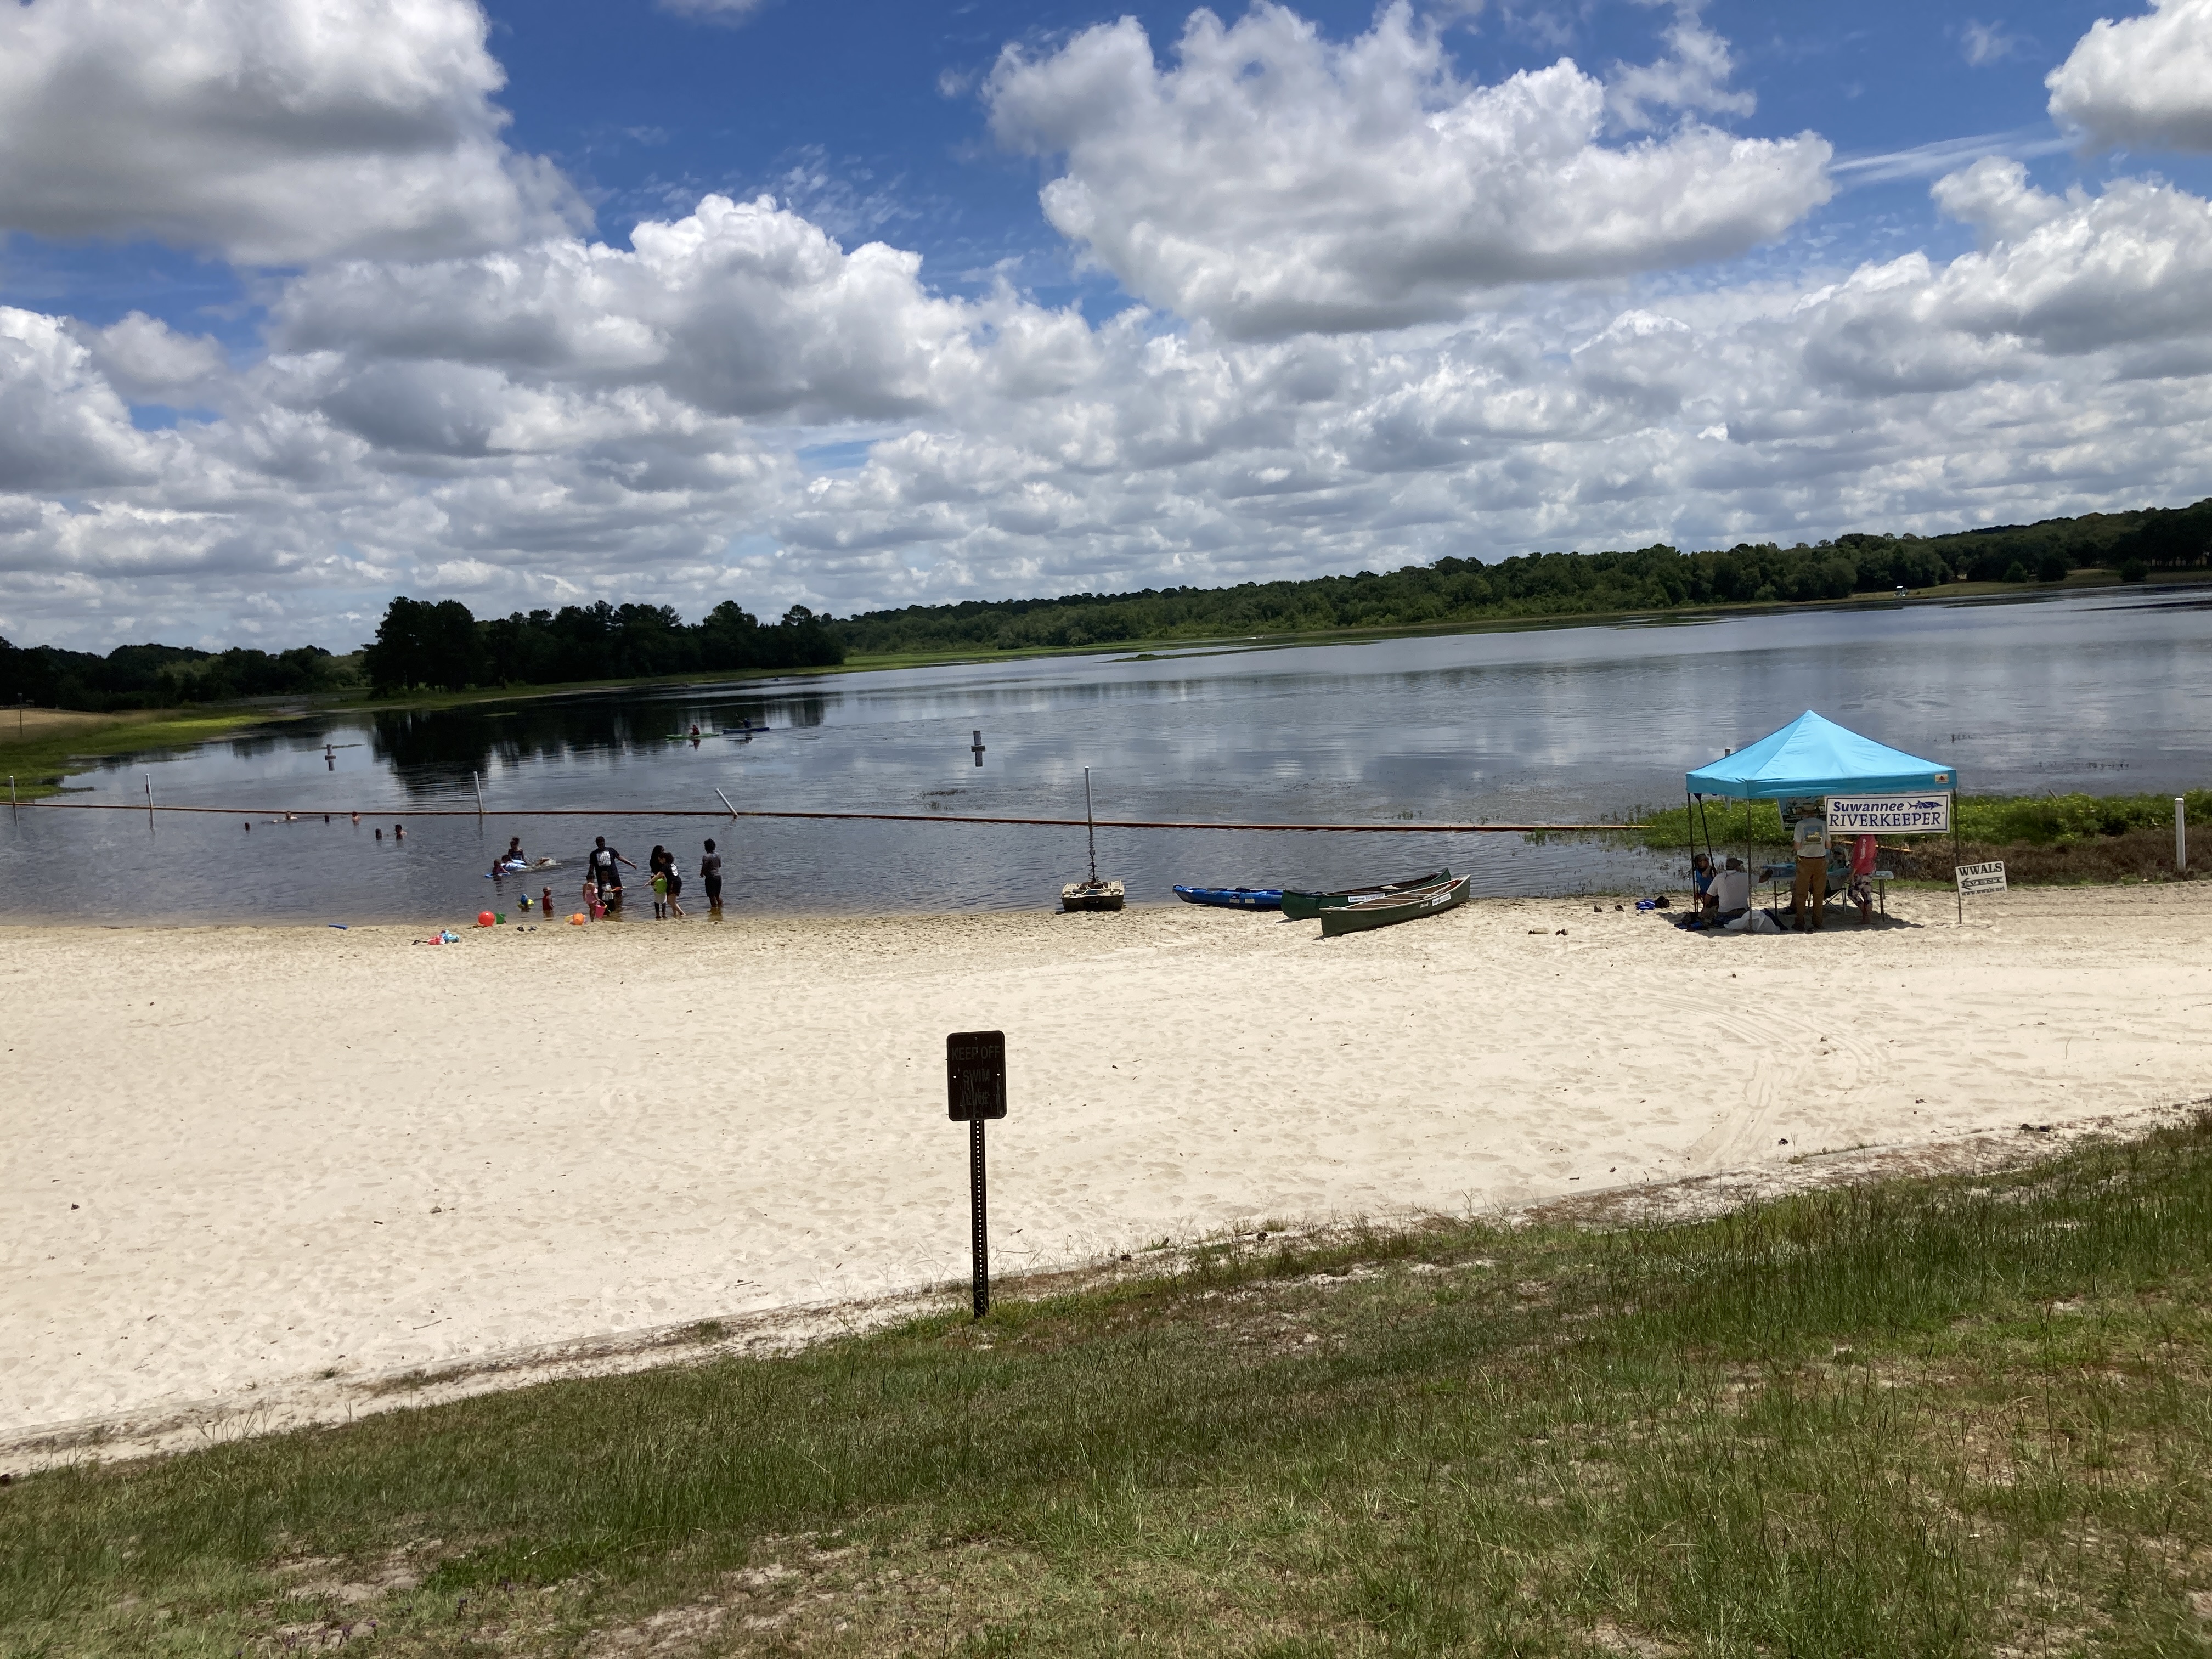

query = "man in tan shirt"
[1791, 808, 1830, 931]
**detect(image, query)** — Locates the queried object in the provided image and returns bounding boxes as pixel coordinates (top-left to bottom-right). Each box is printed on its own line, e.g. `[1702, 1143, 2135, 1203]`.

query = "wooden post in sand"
[2178, 797, 2188, 876]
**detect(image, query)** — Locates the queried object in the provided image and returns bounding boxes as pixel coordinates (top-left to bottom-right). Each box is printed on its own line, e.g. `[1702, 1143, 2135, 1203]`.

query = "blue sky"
[1, 0, 2210, 650]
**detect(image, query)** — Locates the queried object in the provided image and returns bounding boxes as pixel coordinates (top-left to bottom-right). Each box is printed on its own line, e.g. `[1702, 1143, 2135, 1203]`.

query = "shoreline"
[7, 887, 2208, 1464]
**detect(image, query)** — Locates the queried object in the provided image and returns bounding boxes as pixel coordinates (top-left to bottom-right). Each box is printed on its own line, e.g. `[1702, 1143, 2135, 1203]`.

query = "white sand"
[3, 885, 2207, 1460]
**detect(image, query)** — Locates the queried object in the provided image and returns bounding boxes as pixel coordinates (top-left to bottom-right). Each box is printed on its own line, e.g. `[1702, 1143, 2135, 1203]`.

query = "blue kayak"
[1173, 885, 1285, 911]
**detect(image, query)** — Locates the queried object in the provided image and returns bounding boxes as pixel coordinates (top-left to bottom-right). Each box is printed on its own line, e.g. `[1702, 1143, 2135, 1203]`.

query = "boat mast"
[1084, 767, 1097, 884]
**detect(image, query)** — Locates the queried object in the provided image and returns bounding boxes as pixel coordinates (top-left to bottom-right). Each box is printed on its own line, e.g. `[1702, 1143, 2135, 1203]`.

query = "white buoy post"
[2178, 797, 2189, 875]
[473, 770, 486, 817]
[715, 787, 738, 819]
[144, 771, 154, 825]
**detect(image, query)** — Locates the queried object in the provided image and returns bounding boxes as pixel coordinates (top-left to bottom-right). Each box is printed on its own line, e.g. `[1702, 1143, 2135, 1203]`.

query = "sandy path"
[3, 885, 2207, 1454]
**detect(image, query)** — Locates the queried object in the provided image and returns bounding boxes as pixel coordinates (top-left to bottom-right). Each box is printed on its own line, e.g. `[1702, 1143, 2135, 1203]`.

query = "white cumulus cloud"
[984, 2, 1831, 339]
[268, 195, 1015, 428]
[0, 0, 586, 266]
[13, 9, 2212, 652]
[2047, 0, 2212, 153]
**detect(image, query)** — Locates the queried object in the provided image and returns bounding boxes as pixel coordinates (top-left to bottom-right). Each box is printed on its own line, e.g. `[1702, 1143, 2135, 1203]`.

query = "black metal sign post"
[946, 1030, 1007, 1319]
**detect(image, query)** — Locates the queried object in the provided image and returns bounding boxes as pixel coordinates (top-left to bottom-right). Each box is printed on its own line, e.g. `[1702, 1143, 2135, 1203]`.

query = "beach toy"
[569, 912, 586, 925]
[477, 911, 495, 927]
[328, 923, 348, 930]
[495, 912, 506, 924]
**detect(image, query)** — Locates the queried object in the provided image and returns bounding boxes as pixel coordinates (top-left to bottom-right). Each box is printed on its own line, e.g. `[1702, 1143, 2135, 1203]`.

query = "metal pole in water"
[144, 772, 154, 826]
[473, 770, 486, 817]
[715, 787, 738, 819]
[2179, 797, 2189, 876]
[1084, 766, 1097, 884]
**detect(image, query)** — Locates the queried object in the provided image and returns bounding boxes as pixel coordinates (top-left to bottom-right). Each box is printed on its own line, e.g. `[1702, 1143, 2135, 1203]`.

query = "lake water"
[4, 587, 2207, 925]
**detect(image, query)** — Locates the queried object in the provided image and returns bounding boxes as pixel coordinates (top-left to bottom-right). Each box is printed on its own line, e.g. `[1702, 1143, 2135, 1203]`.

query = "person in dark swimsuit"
[586, 836, 634, 905]
[700, 838, 724, 919]
[662, 849, 686, 919]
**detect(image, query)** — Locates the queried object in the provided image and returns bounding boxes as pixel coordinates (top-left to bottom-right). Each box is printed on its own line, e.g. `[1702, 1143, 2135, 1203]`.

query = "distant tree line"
[360, 597, 847, 695]
[3, 499, 2205, 710]
[0, 637, 353, 713]
[832, 499, 2211, 656]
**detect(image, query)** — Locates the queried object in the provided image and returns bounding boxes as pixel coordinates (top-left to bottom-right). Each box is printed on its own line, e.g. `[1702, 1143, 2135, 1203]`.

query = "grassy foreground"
[7, 1119, 2212, 1656]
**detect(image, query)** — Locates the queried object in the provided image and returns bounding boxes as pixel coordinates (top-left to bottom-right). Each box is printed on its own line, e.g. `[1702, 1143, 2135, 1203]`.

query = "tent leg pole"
[1954, 813, 1963, 927]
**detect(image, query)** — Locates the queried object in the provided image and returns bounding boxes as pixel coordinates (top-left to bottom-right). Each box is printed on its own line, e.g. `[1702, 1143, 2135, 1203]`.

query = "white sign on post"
[1827, 792, 1952, 834]
[1955, 860, 2007, 896]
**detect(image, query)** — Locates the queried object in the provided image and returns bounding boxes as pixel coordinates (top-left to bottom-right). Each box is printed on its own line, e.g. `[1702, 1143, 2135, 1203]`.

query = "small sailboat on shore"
[1060, 768, 1125, 911]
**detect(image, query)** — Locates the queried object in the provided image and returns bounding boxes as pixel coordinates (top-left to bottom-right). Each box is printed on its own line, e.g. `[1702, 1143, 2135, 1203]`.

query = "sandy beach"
[4, 884, 2207, 1462]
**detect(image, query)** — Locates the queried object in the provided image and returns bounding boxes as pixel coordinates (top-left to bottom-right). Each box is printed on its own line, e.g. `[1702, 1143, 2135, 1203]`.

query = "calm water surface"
[3, 588, 2205, 924]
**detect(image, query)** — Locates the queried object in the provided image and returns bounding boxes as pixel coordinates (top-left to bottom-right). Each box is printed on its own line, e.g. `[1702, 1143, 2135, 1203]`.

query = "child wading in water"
[700, 838, 724, 921]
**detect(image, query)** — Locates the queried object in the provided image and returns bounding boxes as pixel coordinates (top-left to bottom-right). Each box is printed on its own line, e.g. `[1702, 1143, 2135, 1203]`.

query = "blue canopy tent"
[1686, 710, 1955, 799]
[1684, 711, 1960, 923]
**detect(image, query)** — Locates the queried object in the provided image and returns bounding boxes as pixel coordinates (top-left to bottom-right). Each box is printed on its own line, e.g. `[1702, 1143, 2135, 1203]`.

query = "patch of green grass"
[4, 1118, 2211, 1655]
[1637, 787, 2210, 881]
[0, 709, 284, 801]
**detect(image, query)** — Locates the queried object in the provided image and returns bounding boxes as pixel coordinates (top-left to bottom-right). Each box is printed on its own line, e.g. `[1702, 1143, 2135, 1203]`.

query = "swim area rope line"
[29, 801, 1645, 834]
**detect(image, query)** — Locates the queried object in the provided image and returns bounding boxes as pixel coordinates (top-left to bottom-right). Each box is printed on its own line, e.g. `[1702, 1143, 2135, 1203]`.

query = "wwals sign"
[946, 1030, 1008, 1121]
[1827, 792, 1952, 834]
[1955, 860, 2008, 896]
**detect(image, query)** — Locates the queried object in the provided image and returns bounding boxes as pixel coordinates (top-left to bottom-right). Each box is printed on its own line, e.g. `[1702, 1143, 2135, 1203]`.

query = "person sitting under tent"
[1706, 856, 1752, 923]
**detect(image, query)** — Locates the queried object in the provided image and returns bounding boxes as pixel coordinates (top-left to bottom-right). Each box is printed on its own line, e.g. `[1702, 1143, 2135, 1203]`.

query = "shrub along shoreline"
[1639, 789, 2209, 884]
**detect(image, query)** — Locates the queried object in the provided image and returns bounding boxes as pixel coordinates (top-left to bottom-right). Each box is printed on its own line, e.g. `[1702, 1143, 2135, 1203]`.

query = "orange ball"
[477, 911, 495, 927]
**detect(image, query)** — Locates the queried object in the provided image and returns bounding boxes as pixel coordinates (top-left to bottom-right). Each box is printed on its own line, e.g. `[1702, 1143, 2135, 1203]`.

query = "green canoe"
[1280, 868, 1451, 921]
[1318, 872, 1472, 937]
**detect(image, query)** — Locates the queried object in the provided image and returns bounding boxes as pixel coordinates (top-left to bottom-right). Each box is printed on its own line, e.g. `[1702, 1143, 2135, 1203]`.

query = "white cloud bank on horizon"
[985, 2, 1832, 339]
[2, 3, 2212, 652]
[0, 0, 585, 264]
[2047, 0, 2212, 153]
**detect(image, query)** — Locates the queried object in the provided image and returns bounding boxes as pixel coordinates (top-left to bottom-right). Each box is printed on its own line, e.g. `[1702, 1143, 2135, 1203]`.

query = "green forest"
[3, 498, 2205, 708]
[358, 597, 846, 695]
[831, 498, 2210, 656]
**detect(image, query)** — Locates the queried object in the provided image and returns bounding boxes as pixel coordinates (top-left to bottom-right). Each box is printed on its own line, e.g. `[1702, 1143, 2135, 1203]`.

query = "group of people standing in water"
[580, 834, 724, 921]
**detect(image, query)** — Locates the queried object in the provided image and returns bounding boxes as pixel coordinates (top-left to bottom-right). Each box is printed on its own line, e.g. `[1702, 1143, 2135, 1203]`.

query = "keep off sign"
[1956, 860, 2008, 896]
[946, 1030, 1007, 1120]
[946, 1030, 1007, 1320]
